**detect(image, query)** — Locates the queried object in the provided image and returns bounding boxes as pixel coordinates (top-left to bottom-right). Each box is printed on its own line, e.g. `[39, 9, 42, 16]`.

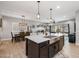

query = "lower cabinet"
[28, 40, 39, 58]
[26, 36, 64, 58]
[59, 36, 64, 51]
[54, 41, 59, 54]
[49, 44, 55, 57]
[49, 40, 59, 57]
[40, 45, 49, 58]
[27, 39, 49, 58]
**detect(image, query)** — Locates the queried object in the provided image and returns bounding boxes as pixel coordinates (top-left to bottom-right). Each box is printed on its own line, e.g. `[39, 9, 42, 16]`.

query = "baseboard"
[0, 38, 11, 41]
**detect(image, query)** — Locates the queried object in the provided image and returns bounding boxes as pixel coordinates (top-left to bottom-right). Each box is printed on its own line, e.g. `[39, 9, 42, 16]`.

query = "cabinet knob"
[54, 46, 56, 49]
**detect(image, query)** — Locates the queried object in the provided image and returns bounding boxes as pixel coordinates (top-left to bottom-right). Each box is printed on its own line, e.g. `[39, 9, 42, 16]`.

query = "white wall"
[68, 20, 75, 34]
[0, 16, 19, 40]
[76, 10, 79, 44]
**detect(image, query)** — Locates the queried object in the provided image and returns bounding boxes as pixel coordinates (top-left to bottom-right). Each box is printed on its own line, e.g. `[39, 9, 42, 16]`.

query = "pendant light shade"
[37, 1, 40, 20]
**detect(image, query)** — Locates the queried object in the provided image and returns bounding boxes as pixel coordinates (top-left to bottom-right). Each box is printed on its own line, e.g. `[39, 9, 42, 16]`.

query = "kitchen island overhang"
[25, 33, 64, 58]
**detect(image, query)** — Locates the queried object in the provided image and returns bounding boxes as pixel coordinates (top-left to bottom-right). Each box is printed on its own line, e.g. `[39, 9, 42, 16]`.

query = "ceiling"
[0, 1, 79, 22]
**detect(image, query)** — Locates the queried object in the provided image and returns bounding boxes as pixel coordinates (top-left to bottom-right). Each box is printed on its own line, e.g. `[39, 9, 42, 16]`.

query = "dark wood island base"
[26, 36, 64, 58]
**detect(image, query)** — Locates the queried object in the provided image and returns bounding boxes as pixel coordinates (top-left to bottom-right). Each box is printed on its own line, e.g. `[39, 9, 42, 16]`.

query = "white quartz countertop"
[25, 33, 64, 44]
[26, 35, 49, 44]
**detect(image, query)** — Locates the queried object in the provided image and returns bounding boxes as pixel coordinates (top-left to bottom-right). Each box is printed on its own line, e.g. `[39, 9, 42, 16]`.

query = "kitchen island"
[25, 33, 64, 58]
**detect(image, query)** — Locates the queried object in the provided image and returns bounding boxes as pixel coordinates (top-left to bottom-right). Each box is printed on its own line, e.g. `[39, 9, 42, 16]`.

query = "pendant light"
[49, 8, 55, 23]
[37, 1, 40, 20]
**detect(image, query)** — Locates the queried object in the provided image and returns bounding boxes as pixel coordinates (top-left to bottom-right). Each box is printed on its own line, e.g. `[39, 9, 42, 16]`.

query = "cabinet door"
[54, 41, 59, 54]
[49, 44, 55, 57]
[59, 36, 64, 51]
[28, 40, 39, 58]
[49, 40, 59, 58]
[40, 45, 49, 58]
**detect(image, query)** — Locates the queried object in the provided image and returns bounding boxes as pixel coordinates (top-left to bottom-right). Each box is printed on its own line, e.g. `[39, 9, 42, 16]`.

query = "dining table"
[13, 31, 30, 42]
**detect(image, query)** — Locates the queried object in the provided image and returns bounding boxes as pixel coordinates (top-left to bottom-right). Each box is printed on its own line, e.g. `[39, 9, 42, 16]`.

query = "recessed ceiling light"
[64, 16, 66, 18]
[57, 6, 60, 9]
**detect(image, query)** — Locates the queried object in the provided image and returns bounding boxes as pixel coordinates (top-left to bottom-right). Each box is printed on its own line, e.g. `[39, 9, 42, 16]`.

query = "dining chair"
[11, 32, 16, 42]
